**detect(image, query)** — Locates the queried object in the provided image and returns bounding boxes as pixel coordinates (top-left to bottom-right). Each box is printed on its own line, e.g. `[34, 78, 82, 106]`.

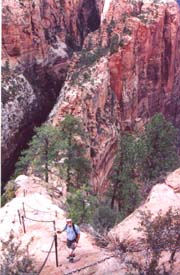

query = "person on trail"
[57, 218, 80, 259]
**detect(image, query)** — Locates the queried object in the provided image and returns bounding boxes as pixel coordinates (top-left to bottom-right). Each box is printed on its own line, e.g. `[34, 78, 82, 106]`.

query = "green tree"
[138, 113, 179, 179]
[66, 185, 98, 224]
[109, 133, 140, 218]
[1, 181, 17, 206]
[58, 115, 91, 188]
[15, 124, 59, 183]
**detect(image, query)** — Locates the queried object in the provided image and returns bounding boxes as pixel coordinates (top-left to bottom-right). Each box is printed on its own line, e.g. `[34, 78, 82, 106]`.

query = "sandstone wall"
[2, 0, 180, 189]
[1, 0, 102, 183]
[50, 0, 180, 192]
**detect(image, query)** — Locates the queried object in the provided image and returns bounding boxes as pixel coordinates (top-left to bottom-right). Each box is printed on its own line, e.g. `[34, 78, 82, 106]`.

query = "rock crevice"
[1, 0, 102, 184]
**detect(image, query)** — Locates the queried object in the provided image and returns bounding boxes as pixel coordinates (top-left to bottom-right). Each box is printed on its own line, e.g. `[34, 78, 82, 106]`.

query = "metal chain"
[37, 238, 55, 275]
[23, 201, 57, 214]
[64, 255, 114, 275]
[24, 214, 55, 223]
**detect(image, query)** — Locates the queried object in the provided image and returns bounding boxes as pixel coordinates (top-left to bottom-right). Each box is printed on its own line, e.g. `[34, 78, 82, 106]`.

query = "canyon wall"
[50, 0, 180, 192]
[2, 0, 180, 190]
[1, 0, 102, 183]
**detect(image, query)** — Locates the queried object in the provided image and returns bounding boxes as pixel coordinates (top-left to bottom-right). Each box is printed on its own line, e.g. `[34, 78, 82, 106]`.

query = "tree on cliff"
[15, 124, 59, 183]
[109, 133, 140, 217]
[16, 115, 91, 188]
[138, 113, 179, 180]
[58, 115, 91, 188]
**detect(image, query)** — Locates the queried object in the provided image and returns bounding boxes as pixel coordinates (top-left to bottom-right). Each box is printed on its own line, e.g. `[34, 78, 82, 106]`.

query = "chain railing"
[64, 255, 115, 275]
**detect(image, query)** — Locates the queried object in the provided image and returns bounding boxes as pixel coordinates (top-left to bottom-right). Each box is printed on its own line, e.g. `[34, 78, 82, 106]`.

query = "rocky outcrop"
[1, 169, 180, 275]
[109, 168, 180, 243]
[50, 0, 180, 192]
[50, 57, 121, 193]
[108, 167, 180, 275]
[0, 175, 122, 275]
[1, 0, 101, 183]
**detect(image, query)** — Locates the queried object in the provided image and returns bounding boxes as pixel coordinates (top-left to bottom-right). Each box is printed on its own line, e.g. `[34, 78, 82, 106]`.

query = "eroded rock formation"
[50, 0, 180, 192]
[2, 0, 180, 190]
[1, 0, 101, 183]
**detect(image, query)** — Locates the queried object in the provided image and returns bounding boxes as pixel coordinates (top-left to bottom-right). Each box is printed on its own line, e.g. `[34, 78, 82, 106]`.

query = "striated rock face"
[2, 0, 180, 190]
[1, 0, 102, 183]
[2, 0, 102, 63]
[50, 0, 180, 192]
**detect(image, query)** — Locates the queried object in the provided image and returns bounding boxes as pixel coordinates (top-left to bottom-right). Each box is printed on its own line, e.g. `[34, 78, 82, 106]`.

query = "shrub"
[110, 34, 119, 54]
[106, 19, 116, 34]
[124, 208, 180, 275]
[123, 26, 132, 35]
[78, 47, 108, 67]
[119, 39, 125, 48]
[1, 181, 17, 206]
[71, 71, 79, 84]
[0, 231, 36, 275]
[92, 205, 117, 233]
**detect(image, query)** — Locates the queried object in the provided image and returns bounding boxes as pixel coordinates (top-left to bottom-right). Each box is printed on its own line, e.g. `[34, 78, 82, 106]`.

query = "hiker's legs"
[70, 242, 77, 256]
[67, 239, 77, 257]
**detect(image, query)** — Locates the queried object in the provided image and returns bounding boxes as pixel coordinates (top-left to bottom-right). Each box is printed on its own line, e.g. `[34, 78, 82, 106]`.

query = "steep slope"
[1, 0, 102, 183]
[2, 0, 180, 190]
[108, 167, 180, 275]
[0, 169, 180, 274]
[50, 0, 180, 192]
[0, 175, 122, 275]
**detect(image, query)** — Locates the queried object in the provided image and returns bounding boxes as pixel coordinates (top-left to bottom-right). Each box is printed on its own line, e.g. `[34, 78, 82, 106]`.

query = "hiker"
[57, 218, 80, 259]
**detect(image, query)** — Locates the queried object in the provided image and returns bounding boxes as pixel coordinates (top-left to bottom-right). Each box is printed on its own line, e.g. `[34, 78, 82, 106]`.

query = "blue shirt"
[63, 224, 80, 241]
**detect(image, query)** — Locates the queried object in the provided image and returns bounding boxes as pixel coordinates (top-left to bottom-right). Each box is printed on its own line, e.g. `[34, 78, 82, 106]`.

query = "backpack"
[65, 223, 78, 239]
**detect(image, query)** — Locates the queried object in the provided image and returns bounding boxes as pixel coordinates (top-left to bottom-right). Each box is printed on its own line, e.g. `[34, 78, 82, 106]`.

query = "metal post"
[54, 233, 58, 267]
[23, 189, 25, 197]
[53, 220, 56, 232]
[22, 202, 26, 216]
[21, 215, 26, 233]
[17, 210, 21, 224]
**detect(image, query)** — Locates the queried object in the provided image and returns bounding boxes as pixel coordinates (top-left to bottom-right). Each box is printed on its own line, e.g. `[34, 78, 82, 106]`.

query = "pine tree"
[15, 124, 59, 182]
[15, 116, 91, 189]
[109, 133, 140, 218]
[58, 115, 91, 188]
[66, 185, 98, 224]
[139, 113, 179, 179]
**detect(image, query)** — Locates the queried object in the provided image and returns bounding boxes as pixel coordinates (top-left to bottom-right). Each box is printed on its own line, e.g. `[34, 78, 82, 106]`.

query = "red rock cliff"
[2, 0, 180, 190]
[1, 0, 101, 183]
[50, 0, 180, 193]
